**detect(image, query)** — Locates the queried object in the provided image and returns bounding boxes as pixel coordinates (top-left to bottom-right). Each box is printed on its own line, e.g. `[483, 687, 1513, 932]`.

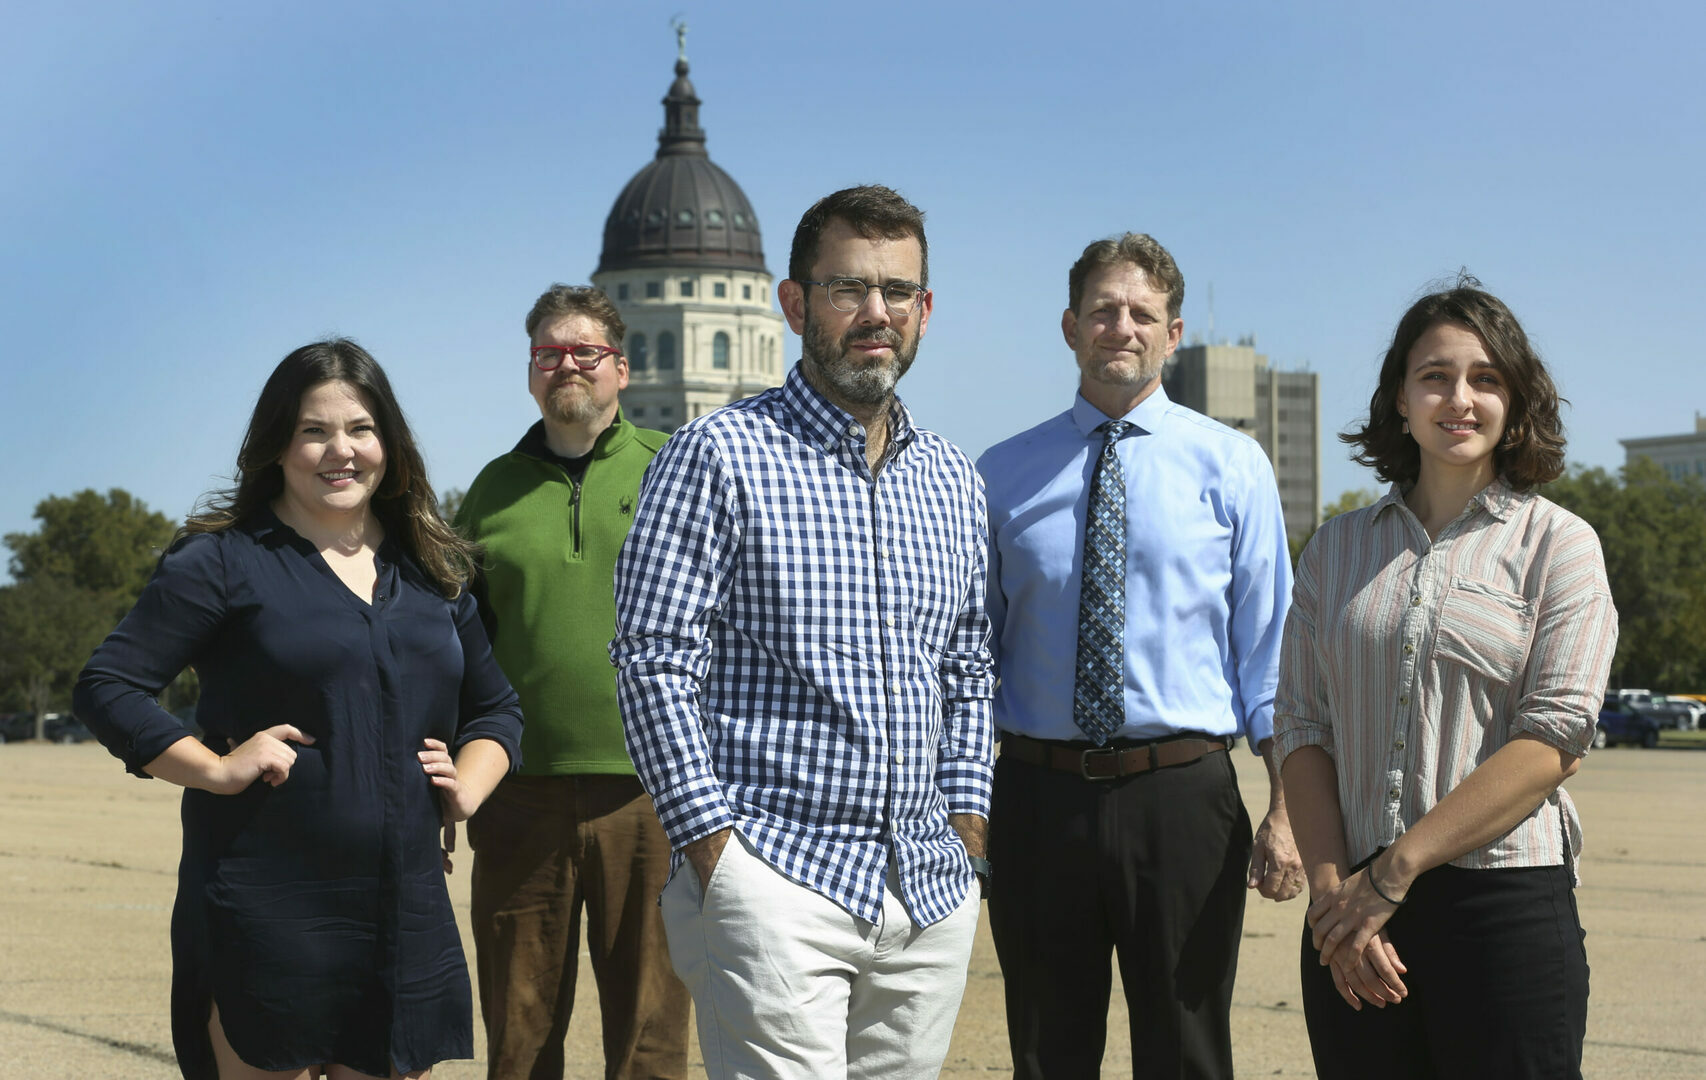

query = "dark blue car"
[1596, 697, 1660, 749]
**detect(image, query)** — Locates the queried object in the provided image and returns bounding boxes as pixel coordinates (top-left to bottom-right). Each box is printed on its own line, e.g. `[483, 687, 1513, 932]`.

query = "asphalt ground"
[3, 742, 1701, 1078]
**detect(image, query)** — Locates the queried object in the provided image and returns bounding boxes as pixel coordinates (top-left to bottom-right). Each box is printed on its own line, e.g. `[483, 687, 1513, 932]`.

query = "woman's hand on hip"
[216, 725, 314, 793]
[419, 738, 483, 822]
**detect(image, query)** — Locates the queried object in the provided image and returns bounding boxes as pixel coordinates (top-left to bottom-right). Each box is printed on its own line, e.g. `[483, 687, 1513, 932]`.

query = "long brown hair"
[183, 339, 476, 597]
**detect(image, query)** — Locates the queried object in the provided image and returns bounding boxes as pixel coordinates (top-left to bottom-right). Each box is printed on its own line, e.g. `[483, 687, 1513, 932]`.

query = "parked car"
[1654, 697, 1705, 731]
[1608, 689, 1698, 731]
[1595, 697, 1660, 749]
[0, 712, 37, 743]
[42, 712, 94, 744]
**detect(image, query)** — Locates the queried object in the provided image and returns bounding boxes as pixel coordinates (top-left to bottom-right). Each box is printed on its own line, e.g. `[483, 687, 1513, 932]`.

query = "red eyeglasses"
[531, 343, 623, 371]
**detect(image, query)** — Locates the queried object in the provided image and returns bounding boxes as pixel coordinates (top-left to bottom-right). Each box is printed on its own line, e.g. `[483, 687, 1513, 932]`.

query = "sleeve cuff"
[651, 774, 736, 850]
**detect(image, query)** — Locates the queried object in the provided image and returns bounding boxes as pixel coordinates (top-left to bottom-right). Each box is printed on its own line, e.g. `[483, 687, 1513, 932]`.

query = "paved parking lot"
[3, 742, 1701, 1077]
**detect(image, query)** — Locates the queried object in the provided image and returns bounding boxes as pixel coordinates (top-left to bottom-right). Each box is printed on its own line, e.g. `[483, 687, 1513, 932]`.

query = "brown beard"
[542, 376, 609, 425]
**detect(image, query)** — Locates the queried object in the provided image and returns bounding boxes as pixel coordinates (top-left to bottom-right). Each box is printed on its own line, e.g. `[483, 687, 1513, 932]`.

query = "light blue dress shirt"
[978, 387, 1292, 749]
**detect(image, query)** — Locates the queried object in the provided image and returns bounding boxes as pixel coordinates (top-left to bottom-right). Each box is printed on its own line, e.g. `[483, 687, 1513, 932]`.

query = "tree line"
[3, 462, 1703, 729]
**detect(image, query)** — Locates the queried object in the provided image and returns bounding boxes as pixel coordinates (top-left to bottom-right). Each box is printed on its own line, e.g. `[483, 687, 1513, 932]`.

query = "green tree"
[0, 489, 183, 733]
[6, 488, 176, 603]
[1323, 488, 1379, 521]
[439, 487, 466, 524]
[1546, 460, 1706, 688]
[0, 579, 112, 734]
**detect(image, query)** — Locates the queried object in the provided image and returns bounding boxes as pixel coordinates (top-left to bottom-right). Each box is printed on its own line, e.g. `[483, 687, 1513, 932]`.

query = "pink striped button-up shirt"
[1273, 479, 1618, 878]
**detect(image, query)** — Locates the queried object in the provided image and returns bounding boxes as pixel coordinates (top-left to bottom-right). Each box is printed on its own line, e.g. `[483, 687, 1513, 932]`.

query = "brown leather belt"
[1002, 732, 1232, 781]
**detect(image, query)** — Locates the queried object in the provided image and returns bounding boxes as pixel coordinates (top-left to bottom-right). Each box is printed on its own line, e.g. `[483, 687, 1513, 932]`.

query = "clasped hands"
[1305, 862, 1410, 1011]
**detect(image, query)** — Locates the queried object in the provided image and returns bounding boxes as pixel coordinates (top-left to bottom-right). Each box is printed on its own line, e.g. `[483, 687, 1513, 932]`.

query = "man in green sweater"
[458, 284, 685, 1080]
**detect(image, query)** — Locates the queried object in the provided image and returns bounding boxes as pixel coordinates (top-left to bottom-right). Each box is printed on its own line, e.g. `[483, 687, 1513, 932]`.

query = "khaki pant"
[468, 773, 689, 1080]
[661, 831, 980, 1080]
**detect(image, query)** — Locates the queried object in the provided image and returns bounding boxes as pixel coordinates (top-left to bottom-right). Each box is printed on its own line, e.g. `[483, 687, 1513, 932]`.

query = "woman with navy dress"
[75, 339, 524, 1079]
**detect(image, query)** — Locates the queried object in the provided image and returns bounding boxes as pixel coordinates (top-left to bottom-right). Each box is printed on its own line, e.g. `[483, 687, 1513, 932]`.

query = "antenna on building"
[1205, 282, 1216, 345]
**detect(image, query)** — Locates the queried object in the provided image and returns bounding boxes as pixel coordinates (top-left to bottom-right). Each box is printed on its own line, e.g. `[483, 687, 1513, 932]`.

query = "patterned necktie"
[1073, 420, 1133, 746]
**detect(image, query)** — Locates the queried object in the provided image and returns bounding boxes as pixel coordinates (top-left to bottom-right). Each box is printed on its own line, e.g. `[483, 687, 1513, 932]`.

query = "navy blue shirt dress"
[74, 510, 524, 1078]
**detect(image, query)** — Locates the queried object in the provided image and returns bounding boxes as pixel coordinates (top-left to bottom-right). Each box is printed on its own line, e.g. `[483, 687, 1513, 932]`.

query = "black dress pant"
[1299, 859, 1589, 1080]
[988, 743, 1252, 1080]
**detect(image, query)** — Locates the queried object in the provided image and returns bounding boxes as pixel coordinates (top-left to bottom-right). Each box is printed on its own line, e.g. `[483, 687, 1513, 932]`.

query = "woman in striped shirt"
[1274, 278, 1618, 1080]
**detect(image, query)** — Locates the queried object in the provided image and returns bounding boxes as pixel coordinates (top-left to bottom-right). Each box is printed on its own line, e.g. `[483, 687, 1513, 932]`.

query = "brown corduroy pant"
[468, 773, 689, 1080]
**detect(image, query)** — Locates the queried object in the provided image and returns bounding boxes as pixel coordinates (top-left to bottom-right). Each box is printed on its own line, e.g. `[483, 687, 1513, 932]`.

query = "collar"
[512, 410, 633, 462]
[1071, 383, 1171, 439]
[780, 363, 916, 456]
[1469, 476, 1521, 522]
[250, 503, 401, 561]
[1370, 475, 1522, 524]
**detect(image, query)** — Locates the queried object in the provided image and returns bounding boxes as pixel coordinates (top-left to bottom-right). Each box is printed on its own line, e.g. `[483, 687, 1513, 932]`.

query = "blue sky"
[4, 1, 1702, 563]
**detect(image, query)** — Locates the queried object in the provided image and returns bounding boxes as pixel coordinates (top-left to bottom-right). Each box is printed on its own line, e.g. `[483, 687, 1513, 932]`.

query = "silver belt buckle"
[1080, 748, 1119, 781]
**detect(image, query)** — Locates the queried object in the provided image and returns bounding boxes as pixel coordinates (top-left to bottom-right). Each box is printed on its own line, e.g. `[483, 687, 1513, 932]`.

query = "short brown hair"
[788, 185, 928, 287]
[524, 284, 626, 347]
[1342, 275, 1566, 490]
[1067, 233, 1184, 321]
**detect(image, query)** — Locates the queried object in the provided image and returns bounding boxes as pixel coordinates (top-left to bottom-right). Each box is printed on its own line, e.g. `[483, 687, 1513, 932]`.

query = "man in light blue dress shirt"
[978, 233, 1304, 1078]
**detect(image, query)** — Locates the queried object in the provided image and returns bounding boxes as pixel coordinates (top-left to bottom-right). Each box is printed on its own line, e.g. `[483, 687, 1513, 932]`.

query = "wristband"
[1366, 858, 1407, 906]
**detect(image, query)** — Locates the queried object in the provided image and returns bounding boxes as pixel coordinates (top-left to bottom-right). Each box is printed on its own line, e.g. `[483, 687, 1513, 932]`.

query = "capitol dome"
[596, 56, 769, 275]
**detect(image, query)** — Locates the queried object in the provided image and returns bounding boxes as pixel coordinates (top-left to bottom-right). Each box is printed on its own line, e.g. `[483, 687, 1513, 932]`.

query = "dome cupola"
[597, 38, 768, 275]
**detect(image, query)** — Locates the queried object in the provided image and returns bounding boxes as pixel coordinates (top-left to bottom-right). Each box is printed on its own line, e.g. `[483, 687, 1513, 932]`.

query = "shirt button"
[1394, 738, 1405, 751]
[891, 681, 902, 695]
[1388, 787, 1401, 801]
[885, 614, 896, 628]
[1399, 695, 1410, 706]
[1402, 643, 1414, 655]
[1410, 595, 1422, 607]
[895, 751, 905, 764]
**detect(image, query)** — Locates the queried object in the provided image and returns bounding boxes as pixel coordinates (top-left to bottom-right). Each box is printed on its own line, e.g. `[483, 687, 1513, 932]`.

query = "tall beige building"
[591, 43, 786, 433]
[1621, 413, 1706, 483]
[1163, 340, 1321, 539]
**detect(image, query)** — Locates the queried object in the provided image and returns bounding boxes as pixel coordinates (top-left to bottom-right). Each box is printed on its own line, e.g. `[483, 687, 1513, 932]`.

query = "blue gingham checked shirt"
[611, 365, 995, 926]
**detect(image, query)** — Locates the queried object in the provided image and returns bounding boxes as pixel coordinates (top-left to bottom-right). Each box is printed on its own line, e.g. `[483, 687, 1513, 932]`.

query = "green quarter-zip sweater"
[458, 413, 668, 775]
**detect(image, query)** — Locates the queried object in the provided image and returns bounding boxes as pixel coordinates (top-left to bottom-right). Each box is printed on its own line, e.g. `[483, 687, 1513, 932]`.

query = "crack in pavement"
[0, 849, 175, 876]
[0, 1008, 176, 1065]
[1588, 1038, 1706, 1058]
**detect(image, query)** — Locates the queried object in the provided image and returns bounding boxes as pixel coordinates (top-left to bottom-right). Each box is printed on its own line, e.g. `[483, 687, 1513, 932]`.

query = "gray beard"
[801, 316, 917, 406]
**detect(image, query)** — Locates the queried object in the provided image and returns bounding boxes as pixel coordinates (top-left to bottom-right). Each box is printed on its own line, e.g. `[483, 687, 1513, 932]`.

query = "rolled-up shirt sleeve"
[1510, 519, 1619, 757]
[1272, 536, 1335, 773]
[610, 430, 739, 850]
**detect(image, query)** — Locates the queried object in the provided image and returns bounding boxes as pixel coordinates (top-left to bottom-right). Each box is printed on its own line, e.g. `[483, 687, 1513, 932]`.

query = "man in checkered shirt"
[611, 185, 993, 1080]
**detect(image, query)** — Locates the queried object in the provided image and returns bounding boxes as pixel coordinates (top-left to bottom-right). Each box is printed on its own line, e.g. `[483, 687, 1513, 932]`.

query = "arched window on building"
[629, 332, 648, 371]
[712, 332, 730, 370]
[657, 331, 676, 370]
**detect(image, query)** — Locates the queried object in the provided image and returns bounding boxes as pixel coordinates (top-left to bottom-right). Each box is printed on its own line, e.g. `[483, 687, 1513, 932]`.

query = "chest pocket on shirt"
[908, 540, 973, 651]
[1432, 577, 1535, 686]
